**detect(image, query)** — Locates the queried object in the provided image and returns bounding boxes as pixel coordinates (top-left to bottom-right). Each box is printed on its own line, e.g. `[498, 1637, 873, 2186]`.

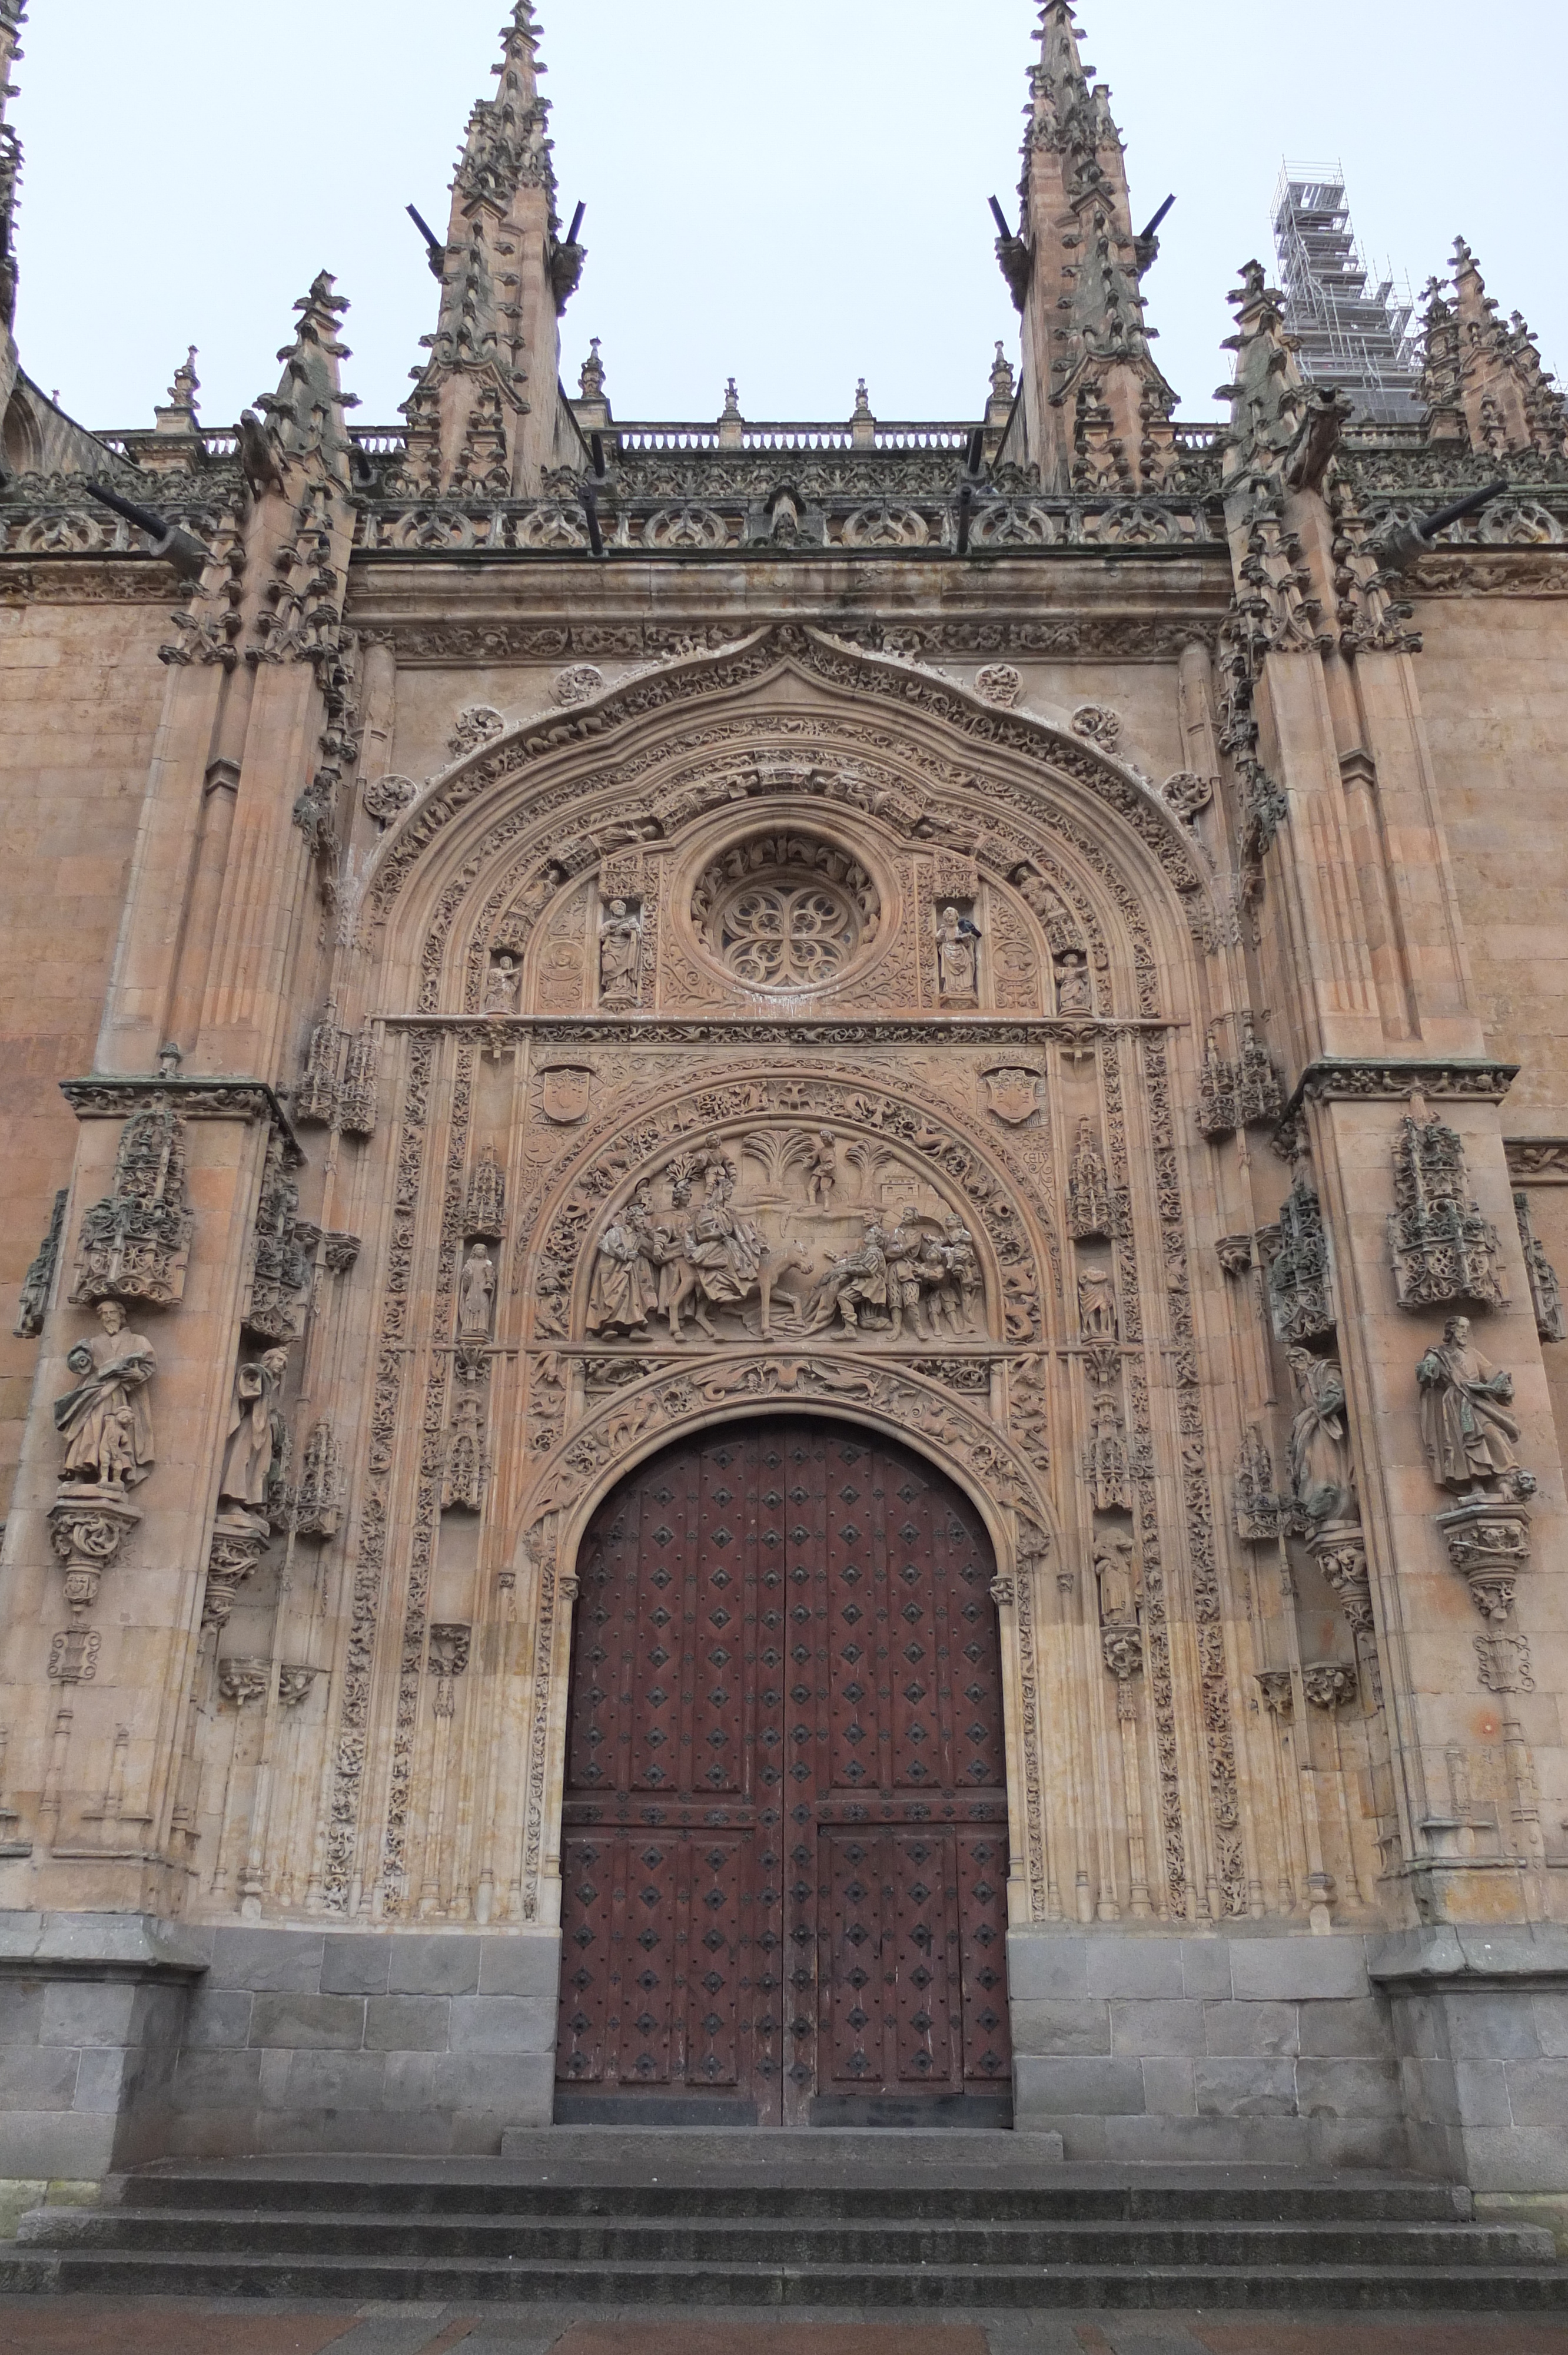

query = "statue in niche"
[1094, 1529, 1142, 1628]
[935, 905, 980, 1000]
[1056, 951, 1093, 1016]
[598, 899, 642, 1004]
[1417, 1316, 1524, 1494]
[484, 954, 521, 1015]
[1078, 1266, 1118, 1342]
[458, 1242, 497, 1339]
[54, 1301, 157, 1491]
[586, 1182, 660, 1338]
[1285, 1347, 1356, 1526]
[217, 1347, 290, 1526]
[805, 1129, 839, 1209]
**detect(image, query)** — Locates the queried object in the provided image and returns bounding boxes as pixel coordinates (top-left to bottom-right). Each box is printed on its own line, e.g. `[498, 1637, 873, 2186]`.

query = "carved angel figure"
[1285, 1347, 1356, 1526]
[458, 1242, 497, 1339]
[935, 905, 980, 1000]
[598, 900, 642, 1003]
[54, 1300, 157, 1490]
[218, 1347, 290, 1518]
[1417, 1316, 1523, 1493]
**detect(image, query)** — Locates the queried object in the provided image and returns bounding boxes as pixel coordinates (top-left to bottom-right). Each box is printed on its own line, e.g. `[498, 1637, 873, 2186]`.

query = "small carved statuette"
[217, 1349, 290, 1538]
[598, 898, 643, 1006]
[1286, 1348, 1356, 1528]
[805, 1130, 838, 1209]
[1078, 1267, 1118, 1344]
[54, 1301, 157, 1492]
[464, 1143, 507, 1241]
[1067, 1121, 1111, 1241]
[935, 905, 981, 1002]
[1055, 950, 1093, 1016]
[427, 1623, 471, 1716]
[71, 1100, 194, 1308]
[1094, 1529, 1142, 1629]
[1514, 1190, 1566, 1344]
[1388, 1116, 1506, 1312]
[16, 1188, 68, 1339]
[458, 1243, 497, 1340]
[484, 954, 522, 1016]
[1268, 1178, 1336, 1344]
[1233, 1422, 1282, 1543]
[1084, 1392, 1130, 1513]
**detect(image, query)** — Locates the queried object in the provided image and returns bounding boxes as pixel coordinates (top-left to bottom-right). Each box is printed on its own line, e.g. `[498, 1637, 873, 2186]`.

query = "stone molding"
[1367, 1924, 1568, 1989]
[61, 1077, 299, 1149]
[1279, 1059, 1519, 1129]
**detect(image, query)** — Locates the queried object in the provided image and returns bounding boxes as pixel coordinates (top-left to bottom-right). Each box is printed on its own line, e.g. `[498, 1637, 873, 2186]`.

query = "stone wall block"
[1109, 1999, 1206, 2057]
[0, 1978, 46, 2041]
[168, 2048, 265, 2109]
[247, 1993, 366, 2051]
[1501, 2057, 1568, 2129]
[1140, 2056, 1198, 2117]
[387, 1936, 481, 1996]
[1011, 2055, 1147, 2114]
[1450, 2058, 1516, 2127]
[1192, 2057, 1297, 2118]
[182, 1990, 254, 2049]
[1297, 1997, 1392, 2058]
[1294, 2055, 1403, 2120]
[1533, 1994, 1568, 2058]
[208, 1930, 324, 1994]
[1084, 1942, 1184, 1998]
[1179, 1942, 1234, 1999]
[281, 2051, 388, 2111]
[1446, 1993, 1545, 2063]
[320, 1936, 392, 1996]
[364, 1995, 450, 2053]
[476, 1935, 562, 1998]
[39, 1979, 140, 2047]
[1201, 1999, 1300, 2056]
[447, 1995, 554, 2056]
[1228, 1937, 1368, 2002]
[1004, 1933, 1088, 2001]
[71, 2046, 131, 2115]
[0, 2042, 79, 2107]
[1008, 1998, 1109, 2057]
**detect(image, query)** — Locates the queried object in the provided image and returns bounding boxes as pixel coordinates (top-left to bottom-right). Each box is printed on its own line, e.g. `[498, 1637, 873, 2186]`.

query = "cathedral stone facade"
[1, 0, 1567, 2194]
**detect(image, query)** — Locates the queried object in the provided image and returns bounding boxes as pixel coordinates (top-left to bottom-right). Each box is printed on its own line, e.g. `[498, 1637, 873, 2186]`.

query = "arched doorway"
[555, 1417, 1012, 2126]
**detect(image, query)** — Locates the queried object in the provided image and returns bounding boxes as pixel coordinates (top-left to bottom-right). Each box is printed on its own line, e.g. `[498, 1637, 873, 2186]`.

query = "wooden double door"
[555, 1418, 1012, 2125]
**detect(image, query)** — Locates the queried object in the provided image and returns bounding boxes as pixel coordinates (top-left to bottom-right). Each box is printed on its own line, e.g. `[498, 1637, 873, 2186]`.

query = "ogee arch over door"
[555, 1417, 1012, 2126]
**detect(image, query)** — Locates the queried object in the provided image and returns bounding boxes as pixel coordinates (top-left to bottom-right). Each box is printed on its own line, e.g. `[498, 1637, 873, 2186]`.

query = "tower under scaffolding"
[1272, 162, 1423, 426]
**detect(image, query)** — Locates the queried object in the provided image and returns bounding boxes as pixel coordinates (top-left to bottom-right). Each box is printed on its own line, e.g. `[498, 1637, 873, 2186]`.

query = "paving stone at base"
[547, 2329, 991, 2355]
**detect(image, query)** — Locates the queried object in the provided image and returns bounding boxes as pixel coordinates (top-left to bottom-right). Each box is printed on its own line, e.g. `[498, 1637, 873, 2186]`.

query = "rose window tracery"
[692, 834, 879, 992]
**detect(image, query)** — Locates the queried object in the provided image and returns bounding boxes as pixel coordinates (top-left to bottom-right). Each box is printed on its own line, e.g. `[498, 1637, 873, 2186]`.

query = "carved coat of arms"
[539, 1066, 593, 1125]
[982, 1066, 1042, 1126]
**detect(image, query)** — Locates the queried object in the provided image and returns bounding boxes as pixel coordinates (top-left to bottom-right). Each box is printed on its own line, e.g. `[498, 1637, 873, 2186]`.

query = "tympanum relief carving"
[580, 1125, 990, 1351]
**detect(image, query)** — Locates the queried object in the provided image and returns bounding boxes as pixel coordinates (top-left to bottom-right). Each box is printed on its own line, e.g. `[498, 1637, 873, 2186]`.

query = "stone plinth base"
[1369, 1925, 1568, 2193]
[1008, 1928, 1407, 2169]
[0, 1911, 206, 2178]
[0, 1913, 559, 2167]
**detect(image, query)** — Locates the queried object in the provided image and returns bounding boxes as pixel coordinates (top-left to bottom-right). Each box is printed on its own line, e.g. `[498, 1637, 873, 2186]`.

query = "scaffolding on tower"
[1272, 162, 1423, 426]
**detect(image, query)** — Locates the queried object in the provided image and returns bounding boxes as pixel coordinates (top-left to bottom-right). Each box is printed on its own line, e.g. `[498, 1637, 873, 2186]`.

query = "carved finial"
[165, 346, 199, 419]
[722, 377, 742, 422]
[579, 337, 605, 402]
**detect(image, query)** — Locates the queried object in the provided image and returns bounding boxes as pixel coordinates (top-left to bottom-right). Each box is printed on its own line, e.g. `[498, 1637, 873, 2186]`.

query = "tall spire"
[1421, 238, 1567, 461]
[999, 2, 1177, 493]
[0, 0, 27, 423]
[398, 3, 584, 499]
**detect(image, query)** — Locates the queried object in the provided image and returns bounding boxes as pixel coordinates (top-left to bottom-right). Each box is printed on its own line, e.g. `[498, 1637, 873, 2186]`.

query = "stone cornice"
[1283, 1057, 1518, 1119]
[1507, 1136, 1568, 1185]
[379, 1015, 1178, 1045]
[62, 1077, 301, 1158]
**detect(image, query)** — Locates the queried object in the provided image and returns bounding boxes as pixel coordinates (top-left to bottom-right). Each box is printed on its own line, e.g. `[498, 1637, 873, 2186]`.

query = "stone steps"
[2, 2146, 1564, 2309]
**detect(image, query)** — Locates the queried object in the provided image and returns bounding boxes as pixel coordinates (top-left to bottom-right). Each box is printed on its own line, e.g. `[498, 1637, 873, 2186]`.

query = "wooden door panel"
[558, 1418, 1011, 2121]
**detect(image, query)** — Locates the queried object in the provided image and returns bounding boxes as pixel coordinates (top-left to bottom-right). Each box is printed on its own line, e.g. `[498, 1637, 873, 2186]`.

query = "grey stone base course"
[1009, 1925, 1568, 2188]
[4, 1913, 1567, 2187]
[0, 1913, 560, 2170]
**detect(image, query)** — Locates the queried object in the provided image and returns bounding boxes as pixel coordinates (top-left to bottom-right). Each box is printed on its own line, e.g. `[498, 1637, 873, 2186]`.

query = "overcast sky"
[9, 1, 1564, 433]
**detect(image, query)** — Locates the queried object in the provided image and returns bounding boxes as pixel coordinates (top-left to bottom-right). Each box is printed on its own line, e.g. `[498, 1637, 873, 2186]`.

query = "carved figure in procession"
[586, 1183, 660, 1338]
[217, 1347, 290, 1530]
[1417, 1315, 1524, 1493]
[54, 1300, 156, 1491]
[805, 1129, 838, 1209]
[458, 1242, 497, 1338]
[807, 1220, 898, 1338]
[1285, 1347, 1356, 1526]
[597, 899, 642, 1003]
[935, 905, 980, 1000]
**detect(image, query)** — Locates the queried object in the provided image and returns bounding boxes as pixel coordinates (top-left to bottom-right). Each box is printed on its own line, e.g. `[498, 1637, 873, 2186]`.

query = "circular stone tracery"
[692, 833, 879, 991]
